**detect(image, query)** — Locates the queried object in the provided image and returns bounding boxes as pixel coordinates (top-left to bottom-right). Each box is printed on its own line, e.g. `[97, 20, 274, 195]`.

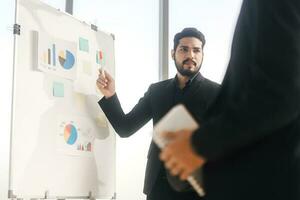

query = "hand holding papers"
[153, 104, 206, 197]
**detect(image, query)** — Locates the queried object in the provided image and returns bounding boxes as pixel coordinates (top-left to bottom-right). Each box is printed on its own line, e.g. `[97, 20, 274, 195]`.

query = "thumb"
[104, 70, 113, 81]
[159, 131, 177, 141]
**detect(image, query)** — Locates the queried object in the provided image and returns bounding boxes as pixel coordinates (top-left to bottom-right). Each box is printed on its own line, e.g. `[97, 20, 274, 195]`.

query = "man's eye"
[194, 49, 201, 53]
[180, 48, 188, 52]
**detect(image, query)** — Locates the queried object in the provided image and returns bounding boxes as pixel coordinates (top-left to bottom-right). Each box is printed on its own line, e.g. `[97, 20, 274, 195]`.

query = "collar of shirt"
[174, 72, 202, 89]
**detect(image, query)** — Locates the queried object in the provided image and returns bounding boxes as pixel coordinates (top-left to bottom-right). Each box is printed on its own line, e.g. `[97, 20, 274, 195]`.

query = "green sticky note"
[79, 37, 89, 52]
[53, 82, 64, 97]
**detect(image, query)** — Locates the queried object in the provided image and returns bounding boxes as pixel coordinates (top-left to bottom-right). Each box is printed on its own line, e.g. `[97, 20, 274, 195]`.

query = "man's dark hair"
[173, 27, 206, 50]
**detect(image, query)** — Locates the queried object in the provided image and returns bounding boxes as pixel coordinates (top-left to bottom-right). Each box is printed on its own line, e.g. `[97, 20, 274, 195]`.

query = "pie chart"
[64, 124, 78, 145]
[59, 50, 75, 70]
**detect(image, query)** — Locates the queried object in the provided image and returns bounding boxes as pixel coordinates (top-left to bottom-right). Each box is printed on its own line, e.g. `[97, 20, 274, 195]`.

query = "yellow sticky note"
[95, 114, 108, 128]
[82, 60, 92, 76]
[74, 93, 86, 107]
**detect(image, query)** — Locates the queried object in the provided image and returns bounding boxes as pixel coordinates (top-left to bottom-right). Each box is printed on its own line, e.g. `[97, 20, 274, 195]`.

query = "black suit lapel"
[153, 79, 176, 124]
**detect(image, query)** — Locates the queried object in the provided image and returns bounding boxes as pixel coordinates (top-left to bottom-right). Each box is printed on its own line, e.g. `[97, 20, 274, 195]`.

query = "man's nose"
[186, 50, 195, 59]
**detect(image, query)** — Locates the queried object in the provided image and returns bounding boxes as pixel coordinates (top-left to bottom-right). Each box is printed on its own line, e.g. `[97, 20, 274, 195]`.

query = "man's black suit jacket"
[191, 0, 300, 199]
[99, 73, 219, 195]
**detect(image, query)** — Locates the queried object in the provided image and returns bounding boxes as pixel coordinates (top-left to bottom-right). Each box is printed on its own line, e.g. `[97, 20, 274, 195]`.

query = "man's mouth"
[183, 60, 196, 66]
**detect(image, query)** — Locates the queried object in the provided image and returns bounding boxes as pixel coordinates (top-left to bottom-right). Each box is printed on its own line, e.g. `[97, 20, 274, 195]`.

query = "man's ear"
[171, 49, 175, 60]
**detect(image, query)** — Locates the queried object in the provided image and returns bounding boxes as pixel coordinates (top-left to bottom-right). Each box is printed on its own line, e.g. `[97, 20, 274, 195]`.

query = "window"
[169, 0, 243, 83]
[0, 0, 15, 199]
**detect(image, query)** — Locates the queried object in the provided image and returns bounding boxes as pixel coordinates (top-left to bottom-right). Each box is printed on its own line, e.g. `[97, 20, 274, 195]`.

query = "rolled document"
[153, 104, 205, 197]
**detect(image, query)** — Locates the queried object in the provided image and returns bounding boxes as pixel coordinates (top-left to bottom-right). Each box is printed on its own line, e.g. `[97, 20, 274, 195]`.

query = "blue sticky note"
[53, 82, 64, 97]
[79, 37, 89, 52]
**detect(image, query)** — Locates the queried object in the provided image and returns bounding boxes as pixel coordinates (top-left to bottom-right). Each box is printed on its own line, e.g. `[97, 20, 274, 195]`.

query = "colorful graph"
[42, 44, 56, 66]
[77, 142, 92, 152]
[96, 50, 105, 65]
[64, 124, 78, 145]
[59, 50, 75, 70]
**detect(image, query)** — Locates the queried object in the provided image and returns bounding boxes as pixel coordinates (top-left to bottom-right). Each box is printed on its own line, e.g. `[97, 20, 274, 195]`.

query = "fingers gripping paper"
[153, 104, 205, 197]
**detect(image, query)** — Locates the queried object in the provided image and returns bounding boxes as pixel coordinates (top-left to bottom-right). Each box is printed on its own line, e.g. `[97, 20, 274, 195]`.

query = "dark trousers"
[146, 168, 203, 200]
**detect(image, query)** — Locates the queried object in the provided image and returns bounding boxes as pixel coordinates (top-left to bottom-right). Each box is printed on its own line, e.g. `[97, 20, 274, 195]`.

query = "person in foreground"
[160, 0, 300, 200]
[96, 28, 220, 200]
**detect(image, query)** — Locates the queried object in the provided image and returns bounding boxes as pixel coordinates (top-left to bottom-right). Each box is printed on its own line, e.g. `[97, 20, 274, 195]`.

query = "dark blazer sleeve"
[192, 0, 300, 160]
[98, 86, 153, 138]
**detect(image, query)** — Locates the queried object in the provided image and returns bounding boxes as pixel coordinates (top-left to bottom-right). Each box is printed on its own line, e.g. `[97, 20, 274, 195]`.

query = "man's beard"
[175, 58, 202, 78]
